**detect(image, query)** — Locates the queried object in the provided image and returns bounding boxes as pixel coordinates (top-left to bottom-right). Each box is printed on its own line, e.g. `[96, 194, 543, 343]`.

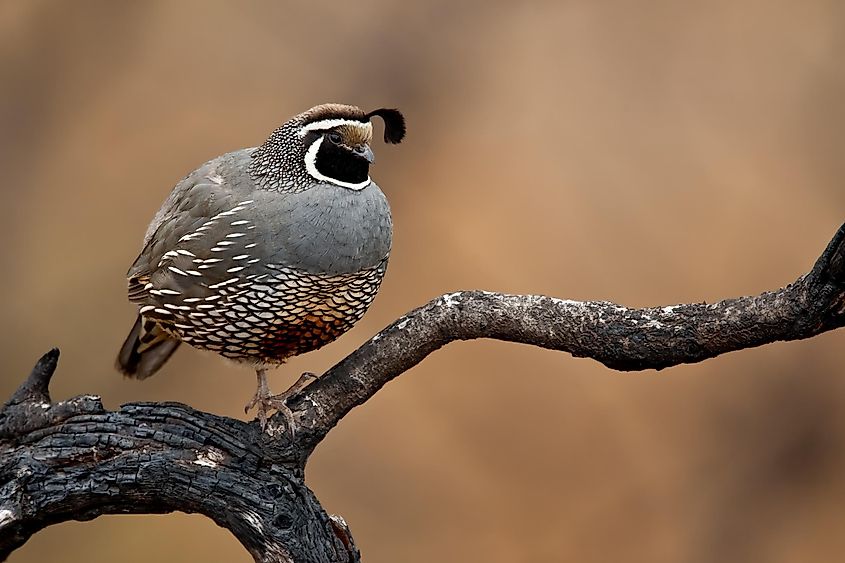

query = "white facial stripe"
[298, 119, 373, 137]
[304, 136, 371, 190]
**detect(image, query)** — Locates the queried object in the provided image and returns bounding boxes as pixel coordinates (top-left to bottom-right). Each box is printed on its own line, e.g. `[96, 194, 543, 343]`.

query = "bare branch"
[291, 223, 845, 452]
[2, 224, 843, 560]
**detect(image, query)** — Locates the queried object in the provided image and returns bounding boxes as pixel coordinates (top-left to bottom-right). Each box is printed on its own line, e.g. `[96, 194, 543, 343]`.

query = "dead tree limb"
[0, 350, 358, 563]
[291, 223, 845, 453]
[2, 223, 844, 562]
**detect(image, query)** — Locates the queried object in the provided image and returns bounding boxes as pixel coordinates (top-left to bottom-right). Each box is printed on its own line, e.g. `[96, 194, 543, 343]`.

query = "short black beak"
[358, 145, 375, 164]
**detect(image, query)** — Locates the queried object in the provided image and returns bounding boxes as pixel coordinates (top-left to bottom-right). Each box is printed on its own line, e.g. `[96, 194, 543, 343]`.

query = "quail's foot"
[244, 391, 285, 432]
[286, 370, 319, 396]
[245, 369, 319, 433]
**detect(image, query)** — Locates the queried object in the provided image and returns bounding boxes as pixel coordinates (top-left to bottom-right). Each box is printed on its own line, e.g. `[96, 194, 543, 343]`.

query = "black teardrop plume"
[365, 108, 406, 144]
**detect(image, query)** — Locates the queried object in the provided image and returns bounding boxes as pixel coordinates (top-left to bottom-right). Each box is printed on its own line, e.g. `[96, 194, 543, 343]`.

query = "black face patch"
[315, 138, 369, 184]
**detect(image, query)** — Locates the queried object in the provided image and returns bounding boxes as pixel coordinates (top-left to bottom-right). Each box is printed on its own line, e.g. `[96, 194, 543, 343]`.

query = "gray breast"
[252, 181, 393, 276]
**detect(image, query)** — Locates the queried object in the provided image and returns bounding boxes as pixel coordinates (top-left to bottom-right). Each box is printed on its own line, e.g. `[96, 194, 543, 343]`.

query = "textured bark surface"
[291, 223, 845, 452]
[0, 351, 358, 563]
[1, 223, 844, 561]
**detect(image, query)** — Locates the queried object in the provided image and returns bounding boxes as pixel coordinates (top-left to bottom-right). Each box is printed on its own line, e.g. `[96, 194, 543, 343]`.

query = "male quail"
[116, 103, 405, 428]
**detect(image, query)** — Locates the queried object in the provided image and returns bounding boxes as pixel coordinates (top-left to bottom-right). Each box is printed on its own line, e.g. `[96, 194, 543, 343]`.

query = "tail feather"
[116, 316, 180, 379]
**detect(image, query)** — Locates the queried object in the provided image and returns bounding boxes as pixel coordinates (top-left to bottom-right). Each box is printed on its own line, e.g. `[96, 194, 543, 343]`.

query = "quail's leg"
[244, 369, 319, 432]
[244, 368, 275, 430]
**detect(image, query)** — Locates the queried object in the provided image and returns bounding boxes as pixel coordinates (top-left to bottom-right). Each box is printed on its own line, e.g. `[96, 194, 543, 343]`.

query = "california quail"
[116, 103, 405, 428]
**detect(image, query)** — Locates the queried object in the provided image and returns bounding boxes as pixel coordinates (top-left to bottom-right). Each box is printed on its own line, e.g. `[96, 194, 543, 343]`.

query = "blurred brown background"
[2, 1, 844, 562]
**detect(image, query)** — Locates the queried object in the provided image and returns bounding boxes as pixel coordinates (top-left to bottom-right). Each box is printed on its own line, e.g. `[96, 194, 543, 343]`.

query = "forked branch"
[1, 223, 844, 562]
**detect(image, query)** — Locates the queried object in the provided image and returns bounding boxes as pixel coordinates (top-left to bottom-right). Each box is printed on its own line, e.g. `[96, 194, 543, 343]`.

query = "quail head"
[116, 103, 406, 428]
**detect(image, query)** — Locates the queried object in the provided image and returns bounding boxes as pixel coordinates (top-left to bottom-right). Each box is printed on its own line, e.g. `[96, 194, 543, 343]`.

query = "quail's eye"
[327, 132, 342, 144]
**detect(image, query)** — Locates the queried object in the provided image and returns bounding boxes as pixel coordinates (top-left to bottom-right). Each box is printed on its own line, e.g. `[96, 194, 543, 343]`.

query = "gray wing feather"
[127, 150, 257, 303]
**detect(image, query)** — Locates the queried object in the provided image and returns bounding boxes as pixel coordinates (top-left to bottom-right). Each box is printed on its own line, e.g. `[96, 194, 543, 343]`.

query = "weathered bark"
[2, 223, 844, 561]
[0, 350, 358, 563]
[291, 223, 845, 452]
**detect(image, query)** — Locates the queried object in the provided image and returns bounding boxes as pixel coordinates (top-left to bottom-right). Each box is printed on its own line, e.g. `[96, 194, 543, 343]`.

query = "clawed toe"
[245, 369, 320, 434]
[245, 395, 290, 432]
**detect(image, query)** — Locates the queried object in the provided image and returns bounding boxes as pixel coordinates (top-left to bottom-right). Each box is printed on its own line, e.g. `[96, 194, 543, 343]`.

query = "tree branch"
[290, 223, 845, 452]
[1, 223, 844, 561]
[0, 351, 358, 563]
